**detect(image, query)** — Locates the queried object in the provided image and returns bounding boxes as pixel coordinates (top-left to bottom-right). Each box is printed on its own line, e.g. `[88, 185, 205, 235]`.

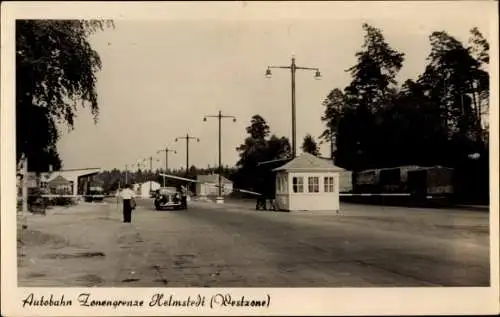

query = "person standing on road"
[120, 184, 136, 223]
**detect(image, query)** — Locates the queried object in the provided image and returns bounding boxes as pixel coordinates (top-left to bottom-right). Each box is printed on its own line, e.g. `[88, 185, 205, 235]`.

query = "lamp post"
[175, 134, 200, 176]
[203, 111, 236, 204]
[143, 155, 157, 194]
[157, 147, 176, 187]
[265, 56, 321, 158]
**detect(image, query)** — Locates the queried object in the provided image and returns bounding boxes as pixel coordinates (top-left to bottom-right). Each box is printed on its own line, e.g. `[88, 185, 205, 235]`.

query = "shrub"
[51, 197, 75, 206]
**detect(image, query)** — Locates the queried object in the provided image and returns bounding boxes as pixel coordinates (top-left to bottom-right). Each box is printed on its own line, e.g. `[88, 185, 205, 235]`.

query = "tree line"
[93, 166, 237, 193]
[319, 24, 489, 172]
[317, 24, 489, 202]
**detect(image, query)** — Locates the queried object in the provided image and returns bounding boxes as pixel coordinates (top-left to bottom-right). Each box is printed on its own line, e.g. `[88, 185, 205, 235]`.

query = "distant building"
[134, 181, 161, 198]
[47, 175, 72, 195]
[24, 168, 102, 195]
[196, 174, 233, 197]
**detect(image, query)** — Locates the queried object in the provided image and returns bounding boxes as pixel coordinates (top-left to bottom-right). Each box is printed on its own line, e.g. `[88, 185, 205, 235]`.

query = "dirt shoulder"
[17, 202, 135, 287]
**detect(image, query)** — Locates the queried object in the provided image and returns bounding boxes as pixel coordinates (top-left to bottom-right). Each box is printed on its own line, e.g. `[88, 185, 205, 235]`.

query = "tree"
[467, 27, 490, 138]
[236, 115, 271, 168]
[345, 23, 405, 113]
[16, 20, 114, 172]
[267, 135, 291, 160]
[468, 27, 489, 65]
[325, 23, 404, 170]
[319, 88, 346, 158]
[418, 30, 488, 154]
[246, 114, 270, 140]
[301, 134, 320, 156]
[234, 115, 290, 191]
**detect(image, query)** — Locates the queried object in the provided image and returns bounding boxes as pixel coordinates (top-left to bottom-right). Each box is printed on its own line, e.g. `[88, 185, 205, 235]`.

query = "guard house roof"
[273, 152, 345, 173]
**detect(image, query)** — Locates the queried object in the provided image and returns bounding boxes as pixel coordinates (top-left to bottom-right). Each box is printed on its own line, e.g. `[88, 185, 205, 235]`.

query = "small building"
[47, 175, 72, 195]
[26, 168, 102, 195]
[273, 152, 345, 212]
[134, 181, 161, 198]
[196, 174, 233, 197]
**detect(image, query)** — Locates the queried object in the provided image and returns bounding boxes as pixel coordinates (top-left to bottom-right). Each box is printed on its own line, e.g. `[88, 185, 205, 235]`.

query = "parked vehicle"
[353, 165, 454, 199]
[154, 187, 187, 210]
[407, 166, 454, 199]
[84, 186, 105, 202]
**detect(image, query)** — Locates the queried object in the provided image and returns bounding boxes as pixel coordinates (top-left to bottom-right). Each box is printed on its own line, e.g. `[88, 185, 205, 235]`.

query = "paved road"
[18, 198, 490, 287]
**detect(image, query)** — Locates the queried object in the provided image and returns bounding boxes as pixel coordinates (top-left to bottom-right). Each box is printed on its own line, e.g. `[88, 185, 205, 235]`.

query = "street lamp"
[265, 56, 321, 158]
[203, 111, 236, 204]
[139, 156, 156, 194]
[135, 159, 146, 171]
[175, 134, 200, 176]
[157, 147, 176, 187]
[125, 164, 129, 185]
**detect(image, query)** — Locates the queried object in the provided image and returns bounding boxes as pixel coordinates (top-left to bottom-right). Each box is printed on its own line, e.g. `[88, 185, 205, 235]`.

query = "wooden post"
[22, 155, 28, 213]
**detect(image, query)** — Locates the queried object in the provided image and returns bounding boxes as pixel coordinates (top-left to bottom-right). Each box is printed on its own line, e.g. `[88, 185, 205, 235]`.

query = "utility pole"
[175, 134, 200, 177]
[125, 164, 129, 185]
[203, 111, 236, 204]
[265, 56, 321, 158]
[18, 153, 28, 213]
[157, 147, 176, 187]
[147, 156, 153, 193]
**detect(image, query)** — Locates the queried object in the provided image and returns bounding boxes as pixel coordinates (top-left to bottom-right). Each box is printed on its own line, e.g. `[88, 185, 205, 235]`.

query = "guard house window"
[308, 177, 319, 193]
[324, 176, 334, 192]
[292, 177, 304, 193]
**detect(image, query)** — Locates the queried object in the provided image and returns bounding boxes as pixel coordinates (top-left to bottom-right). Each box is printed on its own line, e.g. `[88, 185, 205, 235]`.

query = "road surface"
[18, 198, 490, 287]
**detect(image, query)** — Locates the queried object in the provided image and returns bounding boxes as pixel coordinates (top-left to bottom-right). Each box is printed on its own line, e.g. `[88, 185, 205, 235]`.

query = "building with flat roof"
[196, 174, 233, 197]
[24, 168, 102, 195]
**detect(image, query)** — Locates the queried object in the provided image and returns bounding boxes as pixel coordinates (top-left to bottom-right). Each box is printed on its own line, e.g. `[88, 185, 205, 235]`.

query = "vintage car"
[154, 187, 187, 210]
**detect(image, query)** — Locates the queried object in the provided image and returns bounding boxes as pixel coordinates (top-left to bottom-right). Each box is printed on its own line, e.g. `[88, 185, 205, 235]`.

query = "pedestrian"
[256, 195, 266, 210]
[120, 184, 136, 223]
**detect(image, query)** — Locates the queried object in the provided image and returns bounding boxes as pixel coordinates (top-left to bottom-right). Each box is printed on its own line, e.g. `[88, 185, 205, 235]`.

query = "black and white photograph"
[1, 1, 498, 316]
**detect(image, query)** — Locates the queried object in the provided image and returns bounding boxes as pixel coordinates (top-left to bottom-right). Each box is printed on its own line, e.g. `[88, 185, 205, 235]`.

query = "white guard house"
[273, 152, 345, 212]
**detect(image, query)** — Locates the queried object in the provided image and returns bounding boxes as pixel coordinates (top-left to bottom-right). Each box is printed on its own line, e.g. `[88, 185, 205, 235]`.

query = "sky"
[53, 2, 494, 171]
